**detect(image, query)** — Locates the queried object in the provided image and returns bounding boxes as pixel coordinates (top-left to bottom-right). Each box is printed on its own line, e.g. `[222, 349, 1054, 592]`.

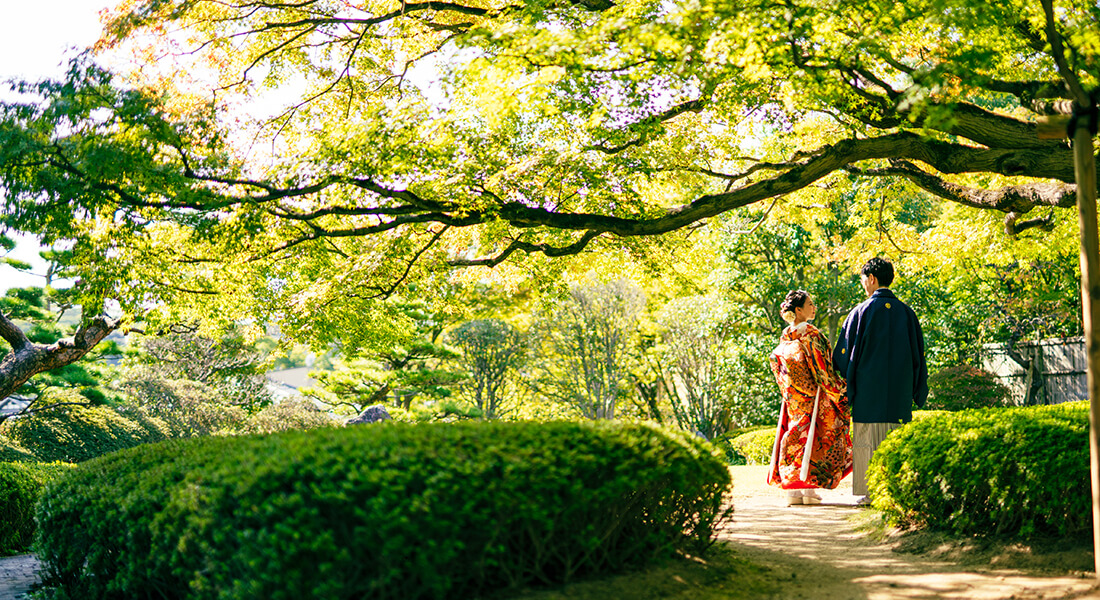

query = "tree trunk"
[1070, 121, 1100, 578]
[632, 376, 664, 424]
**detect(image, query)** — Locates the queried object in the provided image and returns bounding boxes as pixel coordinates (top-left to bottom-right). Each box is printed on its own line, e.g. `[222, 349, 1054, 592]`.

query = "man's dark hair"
[861, 257, 895, 287]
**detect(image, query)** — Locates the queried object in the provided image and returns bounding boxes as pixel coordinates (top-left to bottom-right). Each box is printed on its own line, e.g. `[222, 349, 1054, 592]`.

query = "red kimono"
[767, 322, 853, 490]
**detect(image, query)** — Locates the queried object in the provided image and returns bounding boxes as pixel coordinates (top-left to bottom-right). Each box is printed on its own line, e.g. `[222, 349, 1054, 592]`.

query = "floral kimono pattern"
[767, 323, 853, 490]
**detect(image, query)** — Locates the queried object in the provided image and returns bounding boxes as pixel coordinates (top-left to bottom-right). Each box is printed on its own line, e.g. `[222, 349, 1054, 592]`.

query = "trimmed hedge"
[5, 405, 175, 463]
[36, 420, 731, 600]
[729, 427, 775, 465]
[0, 436, 37, 463]
[868, 401, 1089, 538]
[926, 365, 1010, 411]
[0, 461, 76, 554]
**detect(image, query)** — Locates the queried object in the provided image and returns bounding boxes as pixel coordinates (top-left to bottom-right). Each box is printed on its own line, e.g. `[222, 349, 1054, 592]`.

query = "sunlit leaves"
[0, 0, 1094, 360]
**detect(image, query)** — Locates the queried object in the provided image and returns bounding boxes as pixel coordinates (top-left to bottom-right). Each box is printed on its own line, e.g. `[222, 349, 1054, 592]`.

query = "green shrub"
[911, 409, 949, 422]
[0, 461, 76, 554]
[729, 427, 776, 465]
[114, 405, 179, 439]
[0, 435, 37, 463]
[926, 365, 1011, 411]
[868, 401, 1089, 538]
[36, 421, 730, 600]
[118, 378, 250, 436]
[715, 426, 770, 465]
[5, 405, 170, 463]
[238, 398, 338, 434]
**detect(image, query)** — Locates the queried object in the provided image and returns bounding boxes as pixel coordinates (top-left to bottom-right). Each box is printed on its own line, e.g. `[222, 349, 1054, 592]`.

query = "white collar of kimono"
[793, 321, 810, 332]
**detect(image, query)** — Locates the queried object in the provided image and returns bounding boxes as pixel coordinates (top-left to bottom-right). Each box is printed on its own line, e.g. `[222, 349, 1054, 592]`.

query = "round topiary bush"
[0, 436, 37, 463]
[926, 364, 1011, 411]
[729, 427, 775, 465]
[5, 405, 171, 463]
[868, 401, 1088, 538]
[36, 420, 731, 600]
[0, 461, 76, 555]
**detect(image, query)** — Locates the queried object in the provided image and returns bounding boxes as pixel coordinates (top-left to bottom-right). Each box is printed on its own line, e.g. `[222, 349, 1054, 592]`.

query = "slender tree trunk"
[1070, 120, 1100, 578]
[633, 376, 664, 423]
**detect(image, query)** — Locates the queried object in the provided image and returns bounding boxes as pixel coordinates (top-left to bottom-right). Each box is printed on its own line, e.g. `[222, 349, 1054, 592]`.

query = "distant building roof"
[0, 395, 32, 417]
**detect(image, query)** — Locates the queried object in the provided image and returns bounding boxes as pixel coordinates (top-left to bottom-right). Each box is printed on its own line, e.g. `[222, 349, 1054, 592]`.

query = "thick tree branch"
[806, 55, 1067, 150]
[980, 79, 1070, 102]
[1005, 210, 1057, 236]
[130, 132, 1089, 261]
[852, 160, 1077, 213]
[436, 133, 1083, 264]
[0, 312, 30, 352]
[258, 2, 494, 31]
[845, 92, 1067, 151]
[934, 103, 1067, 151]
[450, 230, 603, 266]
[0, 314, 121, 401]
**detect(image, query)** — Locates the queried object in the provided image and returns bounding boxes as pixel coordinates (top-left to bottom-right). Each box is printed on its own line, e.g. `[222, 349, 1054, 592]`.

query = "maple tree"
[0, 0, 1097, 377]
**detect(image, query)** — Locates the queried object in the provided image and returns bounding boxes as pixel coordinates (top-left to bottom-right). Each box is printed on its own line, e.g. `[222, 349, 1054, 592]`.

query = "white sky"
[0, 0, 119, 293]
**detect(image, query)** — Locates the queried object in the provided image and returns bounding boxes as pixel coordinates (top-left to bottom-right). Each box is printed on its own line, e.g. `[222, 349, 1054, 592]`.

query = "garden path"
[722, 465, 1100, 600]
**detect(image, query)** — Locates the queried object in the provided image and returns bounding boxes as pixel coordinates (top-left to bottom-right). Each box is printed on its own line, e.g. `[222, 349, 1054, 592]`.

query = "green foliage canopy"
[0, 0, 1095, 354]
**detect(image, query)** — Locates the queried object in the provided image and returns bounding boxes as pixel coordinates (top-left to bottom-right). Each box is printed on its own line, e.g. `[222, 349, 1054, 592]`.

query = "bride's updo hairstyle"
[780, 290, 810, 324]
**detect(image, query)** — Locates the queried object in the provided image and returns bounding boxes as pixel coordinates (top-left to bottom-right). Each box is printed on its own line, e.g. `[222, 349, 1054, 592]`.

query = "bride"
[767, 290, 853, 505]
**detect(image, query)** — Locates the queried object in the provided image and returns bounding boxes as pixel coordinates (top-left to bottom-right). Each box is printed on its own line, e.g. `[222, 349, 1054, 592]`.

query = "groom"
[832, 257, 928, 504]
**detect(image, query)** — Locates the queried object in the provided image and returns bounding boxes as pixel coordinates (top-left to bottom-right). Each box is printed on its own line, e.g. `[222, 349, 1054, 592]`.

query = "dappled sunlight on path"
[723, 465, 1100, 600]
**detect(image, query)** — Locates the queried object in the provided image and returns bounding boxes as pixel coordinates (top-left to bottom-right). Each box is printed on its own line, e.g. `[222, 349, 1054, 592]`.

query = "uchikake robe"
[767, 322, 853, 490]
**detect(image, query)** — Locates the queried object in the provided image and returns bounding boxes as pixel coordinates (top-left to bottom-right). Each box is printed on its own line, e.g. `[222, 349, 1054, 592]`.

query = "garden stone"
[347, 404, 392, 425]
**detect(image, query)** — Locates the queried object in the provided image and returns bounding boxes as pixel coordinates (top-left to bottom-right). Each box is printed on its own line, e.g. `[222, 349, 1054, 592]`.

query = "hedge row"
[0, 436, 37, 463]
[0, 461, 76, 554]
[2, 401, 337, 464]
[729, 427, 774, 465]
[36, 420, 731, 600]
[3, 406, 175, 463]
[868, 401, 1089, 538]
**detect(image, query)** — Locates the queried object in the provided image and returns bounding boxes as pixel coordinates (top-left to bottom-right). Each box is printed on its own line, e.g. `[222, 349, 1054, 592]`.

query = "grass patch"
[847, 509, 892, 544]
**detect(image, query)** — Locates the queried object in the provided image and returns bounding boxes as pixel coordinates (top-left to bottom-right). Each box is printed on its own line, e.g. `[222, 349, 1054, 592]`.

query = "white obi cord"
[799, 386, 822, 483]
[768, 401, 785, 478]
